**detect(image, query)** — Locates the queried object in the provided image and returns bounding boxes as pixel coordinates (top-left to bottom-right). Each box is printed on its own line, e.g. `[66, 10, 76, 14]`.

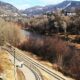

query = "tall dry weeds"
[0, 18, 23, 46]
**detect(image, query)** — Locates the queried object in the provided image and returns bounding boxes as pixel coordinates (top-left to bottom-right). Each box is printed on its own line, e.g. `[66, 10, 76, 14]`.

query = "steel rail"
[2, 46, 43, 80]
[16, 51, 65, 80]
[2, 45, 66, 80]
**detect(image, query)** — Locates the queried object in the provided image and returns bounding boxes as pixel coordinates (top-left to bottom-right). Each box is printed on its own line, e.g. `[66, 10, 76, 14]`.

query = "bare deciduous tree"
[0, 18, 22, 46]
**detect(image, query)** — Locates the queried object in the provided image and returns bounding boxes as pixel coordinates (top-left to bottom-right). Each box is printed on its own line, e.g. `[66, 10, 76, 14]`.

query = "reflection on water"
[21, 30, 31, 36]
[21, 30, 44, 39]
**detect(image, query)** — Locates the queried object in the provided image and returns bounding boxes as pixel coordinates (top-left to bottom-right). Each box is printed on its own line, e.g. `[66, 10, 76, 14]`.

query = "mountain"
[23, 6, 44, 16]
[23, 1, 80, 16]
[0, 1, 20, 16]
[0, 1, 80, 16]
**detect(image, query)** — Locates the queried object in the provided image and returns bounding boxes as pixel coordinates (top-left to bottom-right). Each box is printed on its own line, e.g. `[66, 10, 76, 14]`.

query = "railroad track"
[19, 55, 65, 80]
[3, 44, 67, 80]
[2, 46, 43, 80]
[21, 58, 43, 80]
[24, 62, 43, 80]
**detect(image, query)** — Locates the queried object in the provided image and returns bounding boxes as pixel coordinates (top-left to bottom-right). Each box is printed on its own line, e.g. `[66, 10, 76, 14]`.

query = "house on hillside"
[63, 10, 76, 16]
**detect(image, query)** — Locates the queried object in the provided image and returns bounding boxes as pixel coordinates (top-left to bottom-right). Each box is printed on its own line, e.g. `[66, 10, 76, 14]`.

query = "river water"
[21, 29, 45, 40]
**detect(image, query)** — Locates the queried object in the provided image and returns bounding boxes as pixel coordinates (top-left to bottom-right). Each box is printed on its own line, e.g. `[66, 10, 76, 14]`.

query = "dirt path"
[17, 69, 26, 80]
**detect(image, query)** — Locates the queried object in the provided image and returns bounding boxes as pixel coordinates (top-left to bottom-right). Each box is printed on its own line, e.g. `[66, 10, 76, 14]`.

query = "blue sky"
[0, 0, 80, 9]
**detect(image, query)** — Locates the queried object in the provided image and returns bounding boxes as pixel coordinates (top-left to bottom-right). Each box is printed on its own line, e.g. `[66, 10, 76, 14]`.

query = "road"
[2, 46, 43, 80]
[2, 44, 74, 80]
[8, 52, 38, 80]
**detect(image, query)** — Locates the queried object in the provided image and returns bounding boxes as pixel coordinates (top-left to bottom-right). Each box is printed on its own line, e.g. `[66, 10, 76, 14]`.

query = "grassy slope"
[0, 49, 25, 80]
[0, 50, 15, 80]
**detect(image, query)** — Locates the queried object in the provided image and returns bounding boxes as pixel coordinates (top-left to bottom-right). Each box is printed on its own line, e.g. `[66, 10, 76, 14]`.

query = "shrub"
[18, 34, 68, 65]
[0, 18, 22, 46]
[63, 46, 80, 80]
[0, 64, 3, 73]
[19, 32, 80, 79]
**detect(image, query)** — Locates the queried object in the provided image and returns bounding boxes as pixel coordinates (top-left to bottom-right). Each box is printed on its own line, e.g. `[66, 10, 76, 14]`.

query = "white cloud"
[16, 0, 64, 9]
[40, 0, 56, 3]
[15, 4, 31, 10]
[1, 0, 65, 9]
[38, 0, 64, 5]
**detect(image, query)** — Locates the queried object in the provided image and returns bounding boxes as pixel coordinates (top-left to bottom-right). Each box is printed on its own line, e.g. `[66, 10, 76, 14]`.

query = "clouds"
[2, 0, 77, 9]
[15, 4, 31, 10]
[1, 0, 80, 9]
[0, 0, 32, 9]
[39, 0, 57, 4]
[38, 0, 64, 5]
[0, 0, 64, 9]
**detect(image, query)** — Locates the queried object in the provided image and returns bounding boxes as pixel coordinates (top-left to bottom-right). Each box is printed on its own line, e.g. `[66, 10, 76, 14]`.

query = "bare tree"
[61, 21, 67, 37]
[54, 21, 59, 33]
[0, 18, 22, 46]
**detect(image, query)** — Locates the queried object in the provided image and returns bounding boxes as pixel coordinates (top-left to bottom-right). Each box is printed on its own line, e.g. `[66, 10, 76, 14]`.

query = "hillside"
[23, 1, 80, 16]
[0, 1, 20, 16]
[0, 1, 80, 16]
[0, 50, 15, 80]
[23, 6, 44, 16]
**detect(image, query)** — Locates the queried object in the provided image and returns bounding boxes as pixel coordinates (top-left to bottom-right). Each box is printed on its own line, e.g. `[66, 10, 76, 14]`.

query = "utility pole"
[13, 48, 16, 80]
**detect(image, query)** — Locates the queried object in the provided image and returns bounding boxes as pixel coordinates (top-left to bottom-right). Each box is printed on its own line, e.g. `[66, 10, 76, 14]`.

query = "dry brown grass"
[0, 64, 3, 73]
[0, 18, 23, 46]
[0, 50, 15, 80]
[19, 34, 80, 80]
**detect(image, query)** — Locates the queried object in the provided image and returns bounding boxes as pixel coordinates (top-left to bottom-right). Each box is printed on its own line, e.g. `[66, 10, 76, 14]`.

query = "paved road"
[3, 44, 74, 80]
[8, 53, 36, 80]
[2, 46, 43, 80]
